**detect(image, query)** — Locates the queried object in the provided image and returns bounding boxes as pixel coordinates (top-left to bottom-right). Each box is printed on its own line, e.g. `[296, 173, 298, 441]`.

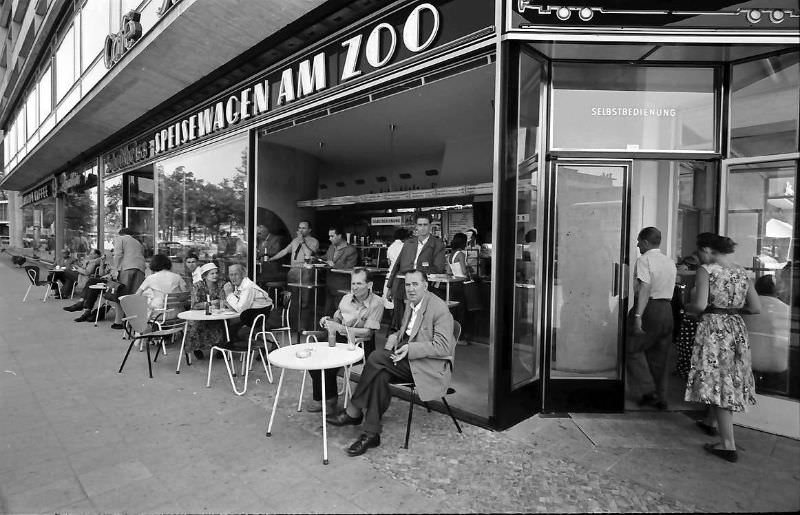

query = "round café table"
[175, 309, 241, 373]
[266, 342, 364, 465]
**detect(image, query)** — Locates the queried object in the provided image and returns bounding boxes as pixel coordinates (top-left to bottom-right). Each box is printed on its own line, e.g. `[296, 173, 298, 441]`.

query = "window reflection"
[731, 52, 799, 158]
[64, 166, 99, 258]
[22, 197, 57, 262]
[728, 160, 798, 400]
[103, 174, 123, 253]
[156, 136, 249, 280]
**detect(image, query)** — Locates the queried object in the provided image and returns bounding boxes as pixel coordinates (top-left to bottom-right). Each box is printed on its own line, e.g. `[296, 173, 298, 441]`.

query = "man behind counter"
[324, 226, 358, 316]
[267, 221, 320, 330]
[385, 214, 446, 329]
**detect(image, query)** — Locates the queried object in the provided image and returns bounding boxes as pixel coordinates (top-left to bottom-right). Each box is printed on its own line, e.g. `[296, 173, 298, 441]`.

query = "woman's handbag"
[102, 280, 126, 303]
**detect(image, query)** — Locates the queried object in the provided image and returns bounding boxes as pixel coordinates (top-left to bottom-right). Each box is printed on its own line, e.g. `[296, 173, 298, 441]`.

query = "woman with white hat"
[185, 262, 226, 359]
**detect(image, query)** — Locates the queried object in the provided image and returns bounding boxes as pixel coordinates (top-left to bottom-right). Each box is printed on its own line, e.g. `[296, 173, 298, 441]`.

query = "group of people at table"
[52, 215, 465, 457]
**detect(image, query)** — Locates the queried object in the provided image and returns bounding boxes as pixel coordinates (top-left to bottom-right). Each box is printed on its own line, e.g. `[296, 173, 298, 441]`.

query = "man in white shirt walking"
[628, 227, 677, 410]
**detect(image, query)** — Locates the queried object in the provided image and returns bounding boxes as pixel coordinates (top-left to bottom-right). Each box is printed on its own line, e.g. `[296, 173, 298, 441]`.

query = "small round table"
[176, 309, 241, 373]
[266, 342, 365, 465]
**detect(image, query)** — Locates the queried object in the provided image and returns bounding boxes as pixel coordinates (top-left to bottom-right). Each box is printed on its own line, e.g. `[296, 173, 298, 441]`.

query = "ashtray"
[295, 349, 312, 359]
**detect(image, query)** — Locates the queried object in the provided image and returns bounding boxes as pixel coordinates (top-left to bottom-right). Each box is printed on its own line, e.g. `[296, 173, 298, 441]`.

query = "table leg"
[176, 321, 189, 374]
[266, 368, 284, 437]
[321, 368, 329, 465]
[223, 320, 230, 342]
[312, 269, 319, 327]
[446, 282, 451, 304]
[297, 370, 306, 412]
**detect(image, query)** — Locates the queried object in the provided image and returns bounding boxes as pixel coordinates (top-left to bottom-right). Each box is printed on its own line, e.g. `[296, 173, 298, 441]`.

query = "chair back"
[24, 265, 39, 285]
[159, 290, 191, 320]
[120, 294, 151, 333]
[453, 320, 462, 343]
[280, 291, 292, 328]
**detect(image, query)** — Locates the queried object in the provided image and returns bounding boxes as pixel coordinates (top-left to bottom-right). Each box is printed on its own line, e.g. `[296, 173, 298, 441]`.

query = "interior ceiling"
[527, 42, 795, 62]
[262, 64, 495, 170]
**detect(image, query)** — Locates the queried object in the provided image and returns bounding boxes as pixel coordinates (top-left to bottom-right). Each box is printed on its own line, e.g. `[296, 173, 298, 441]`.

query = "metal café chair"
[22, 265, 53, 303]
[206, 312, 269, 396]
[117, 294, 186, 379]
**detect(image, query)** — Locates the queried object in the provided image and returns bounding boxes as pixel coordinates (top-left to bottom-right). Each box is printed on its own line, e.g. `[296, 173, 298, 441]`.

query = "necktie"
[293, 238, 304, 261]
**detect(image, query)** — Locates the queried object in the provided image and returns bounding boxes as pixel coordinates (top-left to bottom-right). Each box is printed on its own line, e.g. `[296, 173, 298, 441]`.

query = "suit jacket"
[385, 292, 455, 401]
[113, 234, 146, 273]
[387, 236, 446, 289]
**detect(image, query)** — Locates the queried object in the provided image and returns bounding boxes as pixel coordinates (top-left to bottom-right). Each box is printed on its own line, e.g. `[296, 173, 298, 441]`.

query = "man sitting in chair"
[223, 264, 273, 338]
[328, 269, 455, 457]
[309, 268, 384, 414]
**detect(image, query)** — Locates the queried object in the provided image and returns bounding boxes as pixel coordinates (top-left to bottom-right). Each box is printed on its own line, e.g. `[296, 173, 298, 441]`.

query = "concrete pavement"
[1, 256, 798, 513]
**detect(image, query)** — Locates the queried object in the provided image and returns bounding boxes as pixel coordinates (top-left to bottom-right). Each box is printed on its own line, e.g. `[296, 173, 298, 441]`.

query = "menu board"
[446, 209, 474, 238]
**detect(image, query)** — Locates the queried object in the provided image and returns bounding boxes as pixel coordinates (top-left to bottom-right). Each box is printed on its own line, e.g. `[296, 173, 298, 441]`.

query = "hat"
[198, 263, 218, 278]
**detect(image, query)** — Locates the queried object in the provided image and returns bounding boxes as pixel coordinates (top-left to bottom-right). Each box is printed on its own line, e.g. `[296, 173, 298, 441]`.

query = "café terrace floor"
[0, 255, 798, 513]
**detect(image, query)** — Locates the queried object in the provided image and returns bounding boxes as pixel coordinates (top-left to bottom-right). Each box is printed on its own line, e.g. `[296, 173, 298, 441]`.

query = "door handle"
[612, 262, 619, 296]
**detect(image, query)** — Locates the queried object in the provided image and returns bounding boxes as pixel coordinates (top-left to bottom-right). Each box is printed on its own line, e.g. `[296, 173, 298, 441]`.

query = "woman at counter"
[186, 263, 226, 360]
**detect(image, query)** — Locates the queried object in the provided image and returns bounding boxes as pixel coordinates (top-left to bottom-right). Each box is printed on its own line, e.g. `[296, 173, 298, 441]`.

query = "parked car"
[157, 241, 185, 262]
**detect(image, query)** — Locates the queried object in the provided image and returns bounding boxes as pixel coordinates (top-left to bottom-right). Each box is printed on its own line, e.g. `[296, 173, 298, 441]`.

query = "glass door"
[543, 159, 631, 412]
[125, 207, 155, 258]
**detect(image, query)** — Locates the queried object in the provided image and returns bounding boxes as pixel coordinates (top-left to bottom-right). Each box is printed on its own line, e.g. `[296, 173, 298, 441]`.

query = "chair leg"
[145, 336, 153, 379]
[441, 396, 462, 434]
[118, 339, 137, 373]
[206, 347, 216, 387]
[42, 283, 52, 302]
[23, 284, 32, 302]
[404, 390, 415, 450]
[153, 338, 162, 363]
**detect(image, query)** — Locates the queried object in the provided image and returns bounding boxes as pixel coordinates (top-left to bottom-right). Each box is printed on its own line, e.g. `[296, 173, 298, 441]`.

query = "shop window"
[124, 170, 155, 258]
[22, 198, 57, 263]
[510, 50, 544, 388]
[55, 25, 77, 103]
[256, 62, 496, 417]
[103, 174, 123, 252]
[730, 52, 799, 158]
[81, 0, 111, 71]
[64, 166, 99, 258]
[727, 160, 798, 400]
[551, 63, 716, 152]
[155, 135, 249, 279]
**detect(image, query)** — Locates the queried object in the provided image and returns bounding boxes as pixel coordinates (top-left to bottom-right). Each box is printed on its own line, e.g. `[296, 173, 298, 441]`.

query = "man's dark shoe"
[704, 443, 737, 463]
[63, 302, 84, 312]
[74, 310, 92, 322]
[110, 323, 125, 330]
[327, 411, 363, 426]
[193, 350, 204, 360]
[346, 433, 380, 457]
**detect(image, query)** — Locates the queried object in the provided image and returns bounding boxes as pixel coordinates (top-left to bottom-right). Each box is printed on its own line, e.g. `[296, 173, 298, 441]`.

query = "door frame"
[541, 157, 633, 413]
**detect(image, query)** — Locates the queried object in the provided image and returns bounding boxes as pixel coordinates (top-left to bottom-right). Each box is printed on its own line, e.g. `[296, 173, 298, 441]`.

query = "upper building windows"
[55, 25, 78, 102]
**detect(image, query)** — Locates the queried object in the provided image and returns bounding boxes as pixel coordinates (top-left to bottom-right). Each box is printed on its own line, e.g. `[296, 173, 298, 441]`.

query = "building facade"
[1, 0, 798, 436]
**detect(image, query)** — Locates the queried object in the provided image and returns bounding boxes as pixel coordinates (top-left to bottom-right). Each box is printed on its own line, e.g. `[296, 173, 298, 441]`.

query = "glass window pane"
[156, 135, 249, 278]
[731, 52, 799, 158]
[55, 25, 76, 102]
[15, 111, 26, 151]
[39, 66, 53, 121]
[103, 174, 123, 252]
[511, 51, 543, 388]
[727, 160, 798, 400]
[8, 120, 17, 157]
[552, 64, 716, 152]
[25, 88, 37, 140]
[64, 168, 99, 257]
[81, 0, 110, 71]
[22, 197, 57, 262]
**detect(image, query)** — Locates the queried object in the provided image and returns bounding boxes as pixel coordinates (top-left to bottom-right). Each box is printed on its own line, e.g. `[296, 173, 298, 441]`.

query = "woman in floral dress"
[186, 263, 226, 359]
[685, 235, 761, 462]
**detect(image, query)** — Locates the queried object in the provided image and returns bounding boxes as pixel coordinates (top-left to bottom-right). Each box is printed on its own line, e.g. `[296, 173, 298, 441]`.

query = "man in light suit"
[385, 214, 446, 329]
[328, 269, 455, 456]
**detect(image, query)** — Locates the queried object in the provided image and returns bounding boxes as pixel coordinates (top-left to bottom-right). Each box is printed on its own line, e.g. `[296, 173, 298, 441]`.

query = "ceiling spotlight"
[424, 169, 439, 176]
[336, 181, 345, 187]
[376, 176, 387, 183]
[556, 7, 571, 20]
[746, 9, 763, 24]
[579, 7, 593, 21]
[399, 173, 412, 179]
[319, 184, 328, 190]
[769, 9, 786, 23]
[355, 179, 365, 185]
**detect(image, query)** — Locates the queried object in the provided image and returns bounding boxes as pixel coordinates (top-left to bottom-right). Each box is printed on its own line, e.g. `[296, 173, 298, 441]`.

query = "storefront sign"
[104, 0, 490, 168]
[512, 1, 800, 31]
[104, 11, 143, 69]
[371, 216, 403, 226]
[591, 106, 677, 117]
[57, 168, 99, 194]
[21, 181, 53, 206]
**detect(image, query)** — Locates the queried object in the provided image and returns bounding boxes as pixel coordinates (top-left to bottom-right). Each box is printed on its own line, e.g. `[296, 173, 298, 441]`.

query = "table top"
[282, 263, 328, 269]
[396, 273, 466, 283]
[268, 342, 364, 371]
[88, 284, 107, 290]
[177, 309, 241, 321]
[330, 267, 389, 274]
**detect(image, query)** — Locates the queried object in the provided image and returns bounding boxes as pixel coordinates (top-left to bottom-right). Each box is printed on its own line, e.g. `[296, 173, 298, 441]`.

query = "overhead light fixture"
[376, 176, 387, 183]
[746, 9, 763, 23]
[579, 7, 594, 21]
[770, 9, 786, 23]
[319, 184, 328, 190]
[556, 6, 571, 20]
[336, 181, 345, 187]
[399, 173, 412, 179]
[355, 179, 365, 185]
[424, 169, 439, 176]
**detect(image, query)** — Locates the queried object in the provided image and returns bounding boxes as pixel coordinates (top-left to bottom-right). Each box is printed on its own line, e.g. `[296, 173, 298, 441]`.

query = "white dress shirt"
[414, 236, 430, 268]
[405, 299, 424, 338]
[634, 249, 677, 300]
[225, 277, 273, 313]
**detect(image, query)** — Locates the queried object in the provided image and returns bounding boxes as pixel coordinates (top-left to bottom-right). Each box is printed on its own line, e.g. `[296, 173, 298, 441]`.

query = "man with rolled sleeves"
[267, 220, 319, 330]
[328, 269, 455, 456]
[628, 226, 677, 410]
[385, 214, 446, 330]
